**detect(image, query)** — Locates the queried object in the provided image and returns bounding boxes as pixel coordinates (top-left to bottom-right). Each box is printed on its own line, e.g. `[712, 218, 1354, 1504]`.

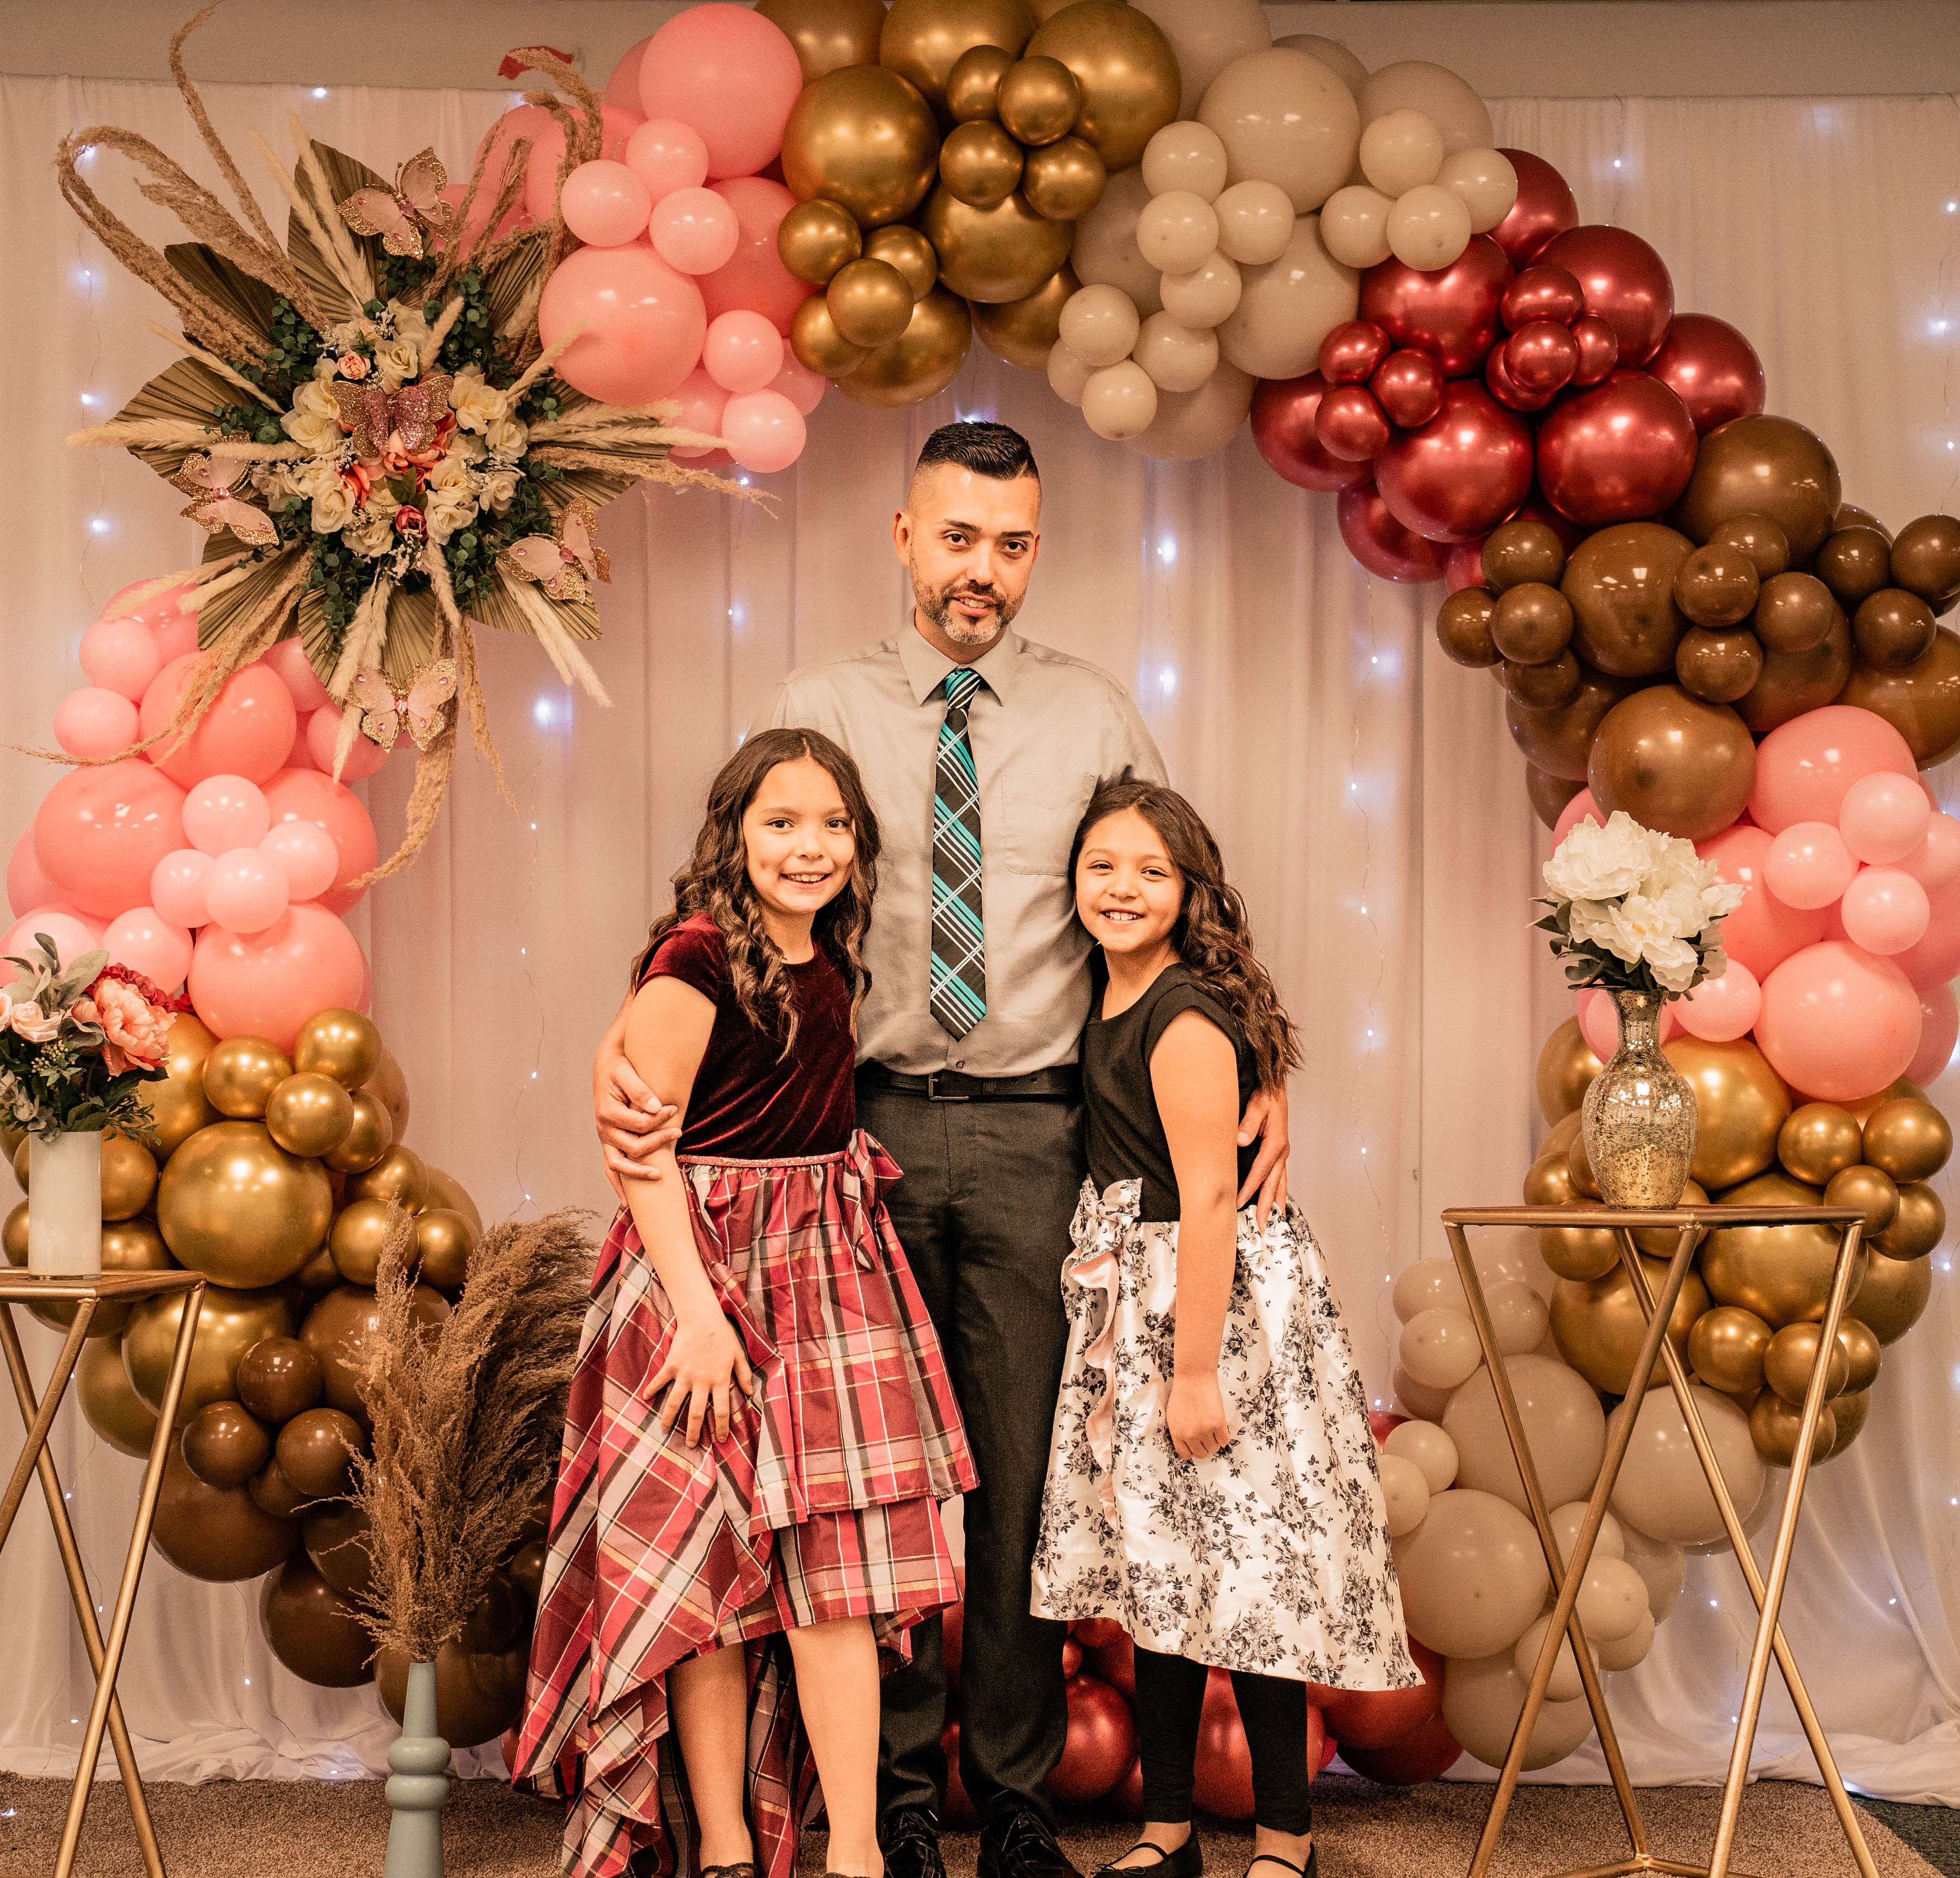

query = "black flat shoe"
[881, 1807, 946, 1878]
[1095, 1835, 1203, 1878]
[1244, 1851, 1313, 1878]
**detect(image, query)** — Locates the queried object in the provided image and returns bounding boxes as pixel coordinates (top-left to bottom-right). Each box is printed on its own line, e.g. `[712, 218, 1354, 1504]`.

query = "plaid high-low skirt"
[514, 1130, 976, 1878]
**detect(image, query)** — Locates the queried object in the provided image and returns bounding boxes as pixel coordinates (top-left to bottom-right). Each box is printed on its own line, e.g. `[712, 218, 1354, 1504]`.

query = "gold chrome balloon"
[1873, 1179, 1944, 1259]
[1777, 1102, 1863, 1185]
[1536, 1018, 1602, 1125]
[1762, 1321, 1850, 1406]
[1749, 1390, 1833, 1467]
[1537, 1200, 1620, 1283]
[1861, 1097, 1953, 1182]
[1687, 1304, 1773, 1395]
[1631, 1179, 1708, 1256]
[922, 185, 1073, 303]
[323, 1090, 393, 1176]
[946, 42, 1016, 122]
[828, 256, 917, 346]
[157, 1120, 334, 1288]
[836, 288, 973, 408]
[1824, 1386, 1871, 1458]
[1540, 1109, 1583, 1165]
[136, 1014, 219, 1161]
[972, 264, 1079, 368]
[939, 119, 1025, 208]
[123, 1281, 297, 1427]
[203, 1036, 293, 1121]
[3, 1199, 26, 1267]
[362, 1049, 410, 1144]
[346, 1145, 430, 1214]
[1021, 134, 1107, 221]
[792, 292, 873, 377]
[1700, 1170, 1865, 1329]
[1823, 1162, 1900, 1238]
[1550, 1255, 1708, 1394]
[1837, 1316, 1882, 1393]
[330, 1197, 410, 1286]
[782, 65, 940, 228]
[879, 0, 1036, 113]
[865, 225, 940, 301]
[79, 1335, 158, 1458]
[1849, 1245, 1933, 1344]
[1663, 1037, 1791, 1191]
[266, 1073, 356, 1160]
[422, 1166, 482, 1238]
[778, 198, 864, 285]
[755, 0, 888, 84]
[11, 1139, 25, 1192]
[1565, 1129, 1602, 1200]
[998, 54, 1081, 146]
[101, 1131, 158, 1222]
[26, 1218, 173, 1340]
[294, 1009, 383, 1092]
[1024, 1, 1180, 169]
[415, 1208, 477, 1292]
[1521, 1154, 1574, 1209]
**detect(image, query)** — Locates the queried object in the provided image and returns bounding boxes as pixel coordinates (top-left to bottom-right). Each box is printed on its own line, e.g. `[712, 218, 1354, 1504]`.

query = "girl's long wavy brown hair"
[632, 728, 880, 1055]
[1071, 781, 1300, 1092]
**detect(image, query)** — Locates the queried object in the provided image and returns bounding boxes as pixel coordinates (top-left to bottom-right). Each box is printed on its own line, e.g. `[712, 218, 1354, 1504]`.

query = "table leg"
[53, 1280, 202, 1878]
[0, 1307, 166, 1878]
[0, 1301, 93, 1554]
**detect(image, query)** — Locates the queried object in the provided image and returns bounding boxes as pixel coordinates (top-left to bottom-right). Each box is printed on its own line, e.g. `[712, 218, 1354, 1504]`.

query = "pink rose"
[393, 504, 426, 537]
[338, 353, 371, 380]
[81, 980, 171, 1074]
[9, 1001, 63, 1045]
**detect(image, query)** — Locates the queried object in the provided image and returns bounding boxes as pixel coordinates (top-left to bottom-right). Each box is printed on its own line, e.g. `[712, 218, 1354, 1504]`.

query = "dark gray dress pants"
[858, 1076, 1082, 1830]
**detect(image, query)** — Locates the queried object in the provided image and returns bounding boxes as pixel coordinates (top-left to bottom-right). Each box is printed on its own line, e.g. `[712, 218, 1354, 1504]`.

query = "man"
[594, 421, 1289, 1878]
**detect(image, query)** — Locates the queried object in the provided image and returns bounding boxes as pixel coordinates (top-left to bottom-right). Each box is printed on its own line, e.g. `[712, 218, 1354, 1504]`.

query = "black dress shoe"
[978, 1805, 1082, 1878]
[1244, 1851, 1313, 1878]
[1094, 1834, 1203, 1878]
[881, 1807, 947, 1878]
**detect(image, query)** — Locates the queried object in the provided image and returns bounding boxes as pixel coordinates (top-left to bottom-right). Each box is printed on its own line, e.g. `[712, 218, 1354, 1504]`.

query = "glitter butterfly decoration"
[495, 496, 610, 604]
[330, 373, 454, 463]
[336, 149, 455, 261]
[168, 451, 278, 546]
[347, 659, 458, 754]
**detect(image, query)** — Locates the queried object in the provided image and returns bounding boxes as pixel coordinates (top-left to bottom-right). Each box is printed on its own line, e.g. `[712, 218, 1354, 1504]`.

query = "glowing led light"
[738, 474, 750, 487]
[1359, 904, 1368, 915]
[1934, 320, 1951, 336]
[1159, 665, 1177, 696]
[1612, 158, 1623, 169]
[78, 392, 97, 407]
[1949, 201, 1958, 213]
[311, 87, 328, 99]
[1157, 534, 1177, 566]
[89, 518, 110, 535]
[74, 267, 92, 287]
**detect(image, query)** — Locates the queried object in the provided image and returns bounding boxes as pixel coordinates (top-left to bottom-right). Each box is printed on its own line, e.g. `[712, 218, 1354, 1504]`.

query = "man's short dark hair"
[914, 420, 1039, 486]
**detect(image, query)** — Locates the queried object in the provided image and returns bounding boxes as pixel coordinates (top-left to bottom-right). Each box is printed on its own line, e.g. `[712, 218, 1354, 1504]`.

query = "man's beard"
[909, 560, 1020, 645]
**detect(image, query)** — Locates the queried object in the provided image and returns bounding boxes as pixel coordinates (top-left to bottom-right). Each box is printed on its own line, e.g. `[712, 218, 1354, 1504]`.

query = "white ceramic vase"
[27, 1130, 103, 1276]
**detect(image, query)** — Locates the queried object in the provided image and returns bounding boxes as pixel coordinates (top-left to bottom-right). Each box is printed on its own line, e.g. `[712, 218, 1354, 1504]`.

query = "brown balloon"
[305, 1500, 376, 1601]
[346, 1145, 430, 1214]
[1664, 1037, 1791, 1190]
[260, 1553, 374, 1687]
[277, 1405, 366, 1500]
[1889, 514, 1960, 605]
[1551, 1256, 1709, 1393]
[123, 1282, 297, 1427]
[293, 1010, 383, 1092]
[323, 1089, 393, 1176]
[1812, 529, 1894, 611]
[1823, 1385, 1871, 1459]
[1021, 135, 1106, 221]
[1700, 1170, 1865, 1329]
[777, 198, 864, 285]
[1492, 582, 1574, 665]
[1670, 414, 1843, 561]
[1838, 625, 1960, 767]
[1705, 512, 1790, 580]
[1835, 505, 1890, 541]
[1750, 572, 1835, 654]
[828, 255, 916, 345]
[1673, 543, 1759, 629]
[1822, 1162, 1900, 1237]
[1778, 1102, 1864, 1185]
[236, 1335, 324, 1423]
[136, 1014, 220, 1161]
[1536, 1018, 1603, 1125]
[1587, 684, 1756, 842]
[461, 1572, 526, 1654]
[250, 1455, 313, 1520]
[881, 0, 1034, 113]
[1483, 520, 1567, 593]
[1849, 1245, 1932, 1345]
[415, 1208, 477, 1292]
[836, 286, 973, 407]
[101, 1131, 159, 1222]
[151, 1445, 299, 1582]
[158, 1120, 334, 1288]
[1763, 1321, 1850, 1406]
[999, 53, 1082, 146]
[25, 1216, 173, 1341]
[78, 1335, 158, 1458]
[782, 65, 940, 227]
[300, 1281, 451, 1422]
[1687, 1304, 1772, 1394]
[1504, 652, 1581, 711]
[421, 1166, 483, 1239]
[182, 1399, 273, 1490]
[865, 224, 941, 301]
[507, 1537, 549, 1605]
[946, 41, 1016, 121]
[1749, 1389, 1834, 1467]
[755, 0, 889, 84]
[922, 184, 1073, 302]
[1734, 600, 1853, 735]
[1872, 1180, 1944, 1260]
[1436, 588, 1500, 668]
[1853, 588, 1938, 671]
[1675, 627, 1763, 705]
[1025, 2, 1179, 168]
[265, 1073, 355, 1161]
[1562, 523, 1694, 676]
[203, 1036, 293, 1121]
[792, 292, 872, 377]
[939, 119, 1025, 207]
[376, 1640, 526, 1749]
[1525, 766, 1584, 830]
[1861, 1097, 1953, 1182]
[1837, 1318, 1882, 1394]
[1506, 665, 1637, 782]
[972, 263, 1078, 368]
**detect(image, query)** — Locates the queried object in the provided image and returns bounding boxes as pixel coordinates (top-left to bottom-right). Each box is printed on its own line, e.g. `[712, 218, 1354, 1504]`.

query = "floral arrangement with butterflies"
[57, 12, 736, 877]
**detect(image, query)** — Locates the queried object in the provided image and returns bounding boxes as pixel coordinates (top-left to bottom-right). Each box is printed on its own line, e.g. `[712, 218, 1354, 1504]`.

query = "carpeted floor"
[0, 1775, 1949, 1878]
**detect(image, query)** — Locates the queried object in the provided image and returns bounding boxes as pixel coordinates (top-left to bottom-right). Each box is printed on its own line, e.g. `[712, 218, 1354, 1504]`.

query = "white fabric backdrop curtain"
[0, 70, 1956, 1801]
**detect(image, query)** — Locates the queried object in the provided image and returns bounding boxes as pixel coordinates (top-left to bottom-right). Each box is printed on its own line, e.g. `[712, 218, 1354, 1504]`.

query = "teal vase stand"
[384, 1659, 450, 1878]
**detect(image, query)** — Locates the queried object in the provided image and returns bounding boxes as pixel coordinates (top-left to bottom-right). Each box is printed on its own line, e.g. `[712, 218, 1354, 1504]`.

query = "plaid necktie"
[930, 667, 987, 1039]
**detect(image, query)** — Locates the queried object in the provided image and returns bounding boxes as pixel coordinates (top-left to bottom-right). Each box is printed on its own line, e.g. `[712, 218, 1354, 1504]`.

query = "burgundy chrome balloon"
[1491, 149, 1578, 267]
[1535, 368, 1699, 527]
[1506, 320, 1581, 395]
[1375, 380, 1537, 545]
[1645, 313, 1767, 435]
[1338, 481, 1449, 583]
[1570, 315, 1620, 386]
[1371, 348, 1445, 429]
[1315, 384, 1392, 462]
[1318, 320, 1393, 388]
[1250, 373, 1375, 494]
[1500, 264, 1585, 333]
[1359, 235, 1515, 379]
[1486, 338, 1554, 413]
[1538, 225, 1675, 366]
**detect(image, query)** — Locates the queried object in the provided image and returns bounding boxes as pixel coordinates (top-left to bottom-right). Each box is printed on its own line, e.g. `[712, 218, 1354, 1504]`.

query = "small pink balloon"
[636, 4, 804, 182]
[150, 849, 213, 929]
[263, 770, 378, 916]
[150, 607, 200, 664]
[698, 177, 813, 333]
[538, 242, 708, 404]
[261, 637, 330, 712]
[769, 348, 826, 418]
[650, 186, 742, 276]
[202, 847, 290, 937]
[3, 908, 103, 975]
[1674, 959, 1762, 1042]
[1756, 939, 1922, 1102]
[181, 774, 271, 857]
[34, 760, 186, 920]
[79, 617, 164, 702]
[1763, 821, 1858, 910]
[522, 107, 648, 224]
[306, 705, 389, 781]
[187, 903, 368, 1052]
[1892, 871, 1960, 989]
[1898, 812, 1960, 890]
[1907, 980, 1960, 1085]
[721, 388, 806, 473]
[138, 654, 297, 787]
[110, 580, 200, 658]
[560, 160, 655, 248]
[1697, 823, 1826, 980]
[1839, 866, 1931, 956]
[624, 118, 710, 200]
[703, 310, 785, 394]
[1576, 986, 1678, 1061]
[53, 687, 139, 760]
[102, 906, 192, 990]
[1747, 704, 1916, 835]
[259, 819, 340, 902]
[1838, 768, 1932, 867]
[1552, 790, 1601, 847]
[8, 831, 57, 921]
[666, 365, 731, 461]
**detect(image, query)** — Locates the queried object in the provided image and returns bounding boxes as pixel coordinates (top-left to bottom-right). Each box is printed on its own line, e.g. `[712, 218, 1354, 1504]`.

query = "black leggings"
[1133, 1644, 1312, 1835]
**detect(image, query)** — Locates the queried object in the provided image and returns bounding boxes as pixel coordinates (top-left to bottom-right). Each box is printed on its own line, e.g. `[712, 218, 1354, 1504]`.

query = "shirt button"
[953, 1059, 964, 1069]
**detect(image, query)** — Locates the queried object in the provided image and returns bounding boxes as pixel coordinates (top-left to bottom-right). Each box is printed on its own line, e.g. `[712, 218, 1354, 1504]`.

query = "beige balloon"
[1140, 120, 1228, 202]
[1391, 1256, 1469, 1323]
[1131, 310, 1217, 391]
[1575, 1555, 1649, 1641]
[1058, 282, 1139, 366]
[1081, 359, 1157, 440]
[1619, 1522, 1686, 1623]
[1383, 1417, 1459, 1494]
[1399, 1306, 1483, 1391]
[1216, 215, 1358, 381]
[1394, 1487, 1549, 1659]
[1511, 1613, 1589, 1702]
[1129, 0, 1270, 120]
[1359, 108, 1444, 195]
[1273, 33, 1369, 100]
[1393, 1365, 1454, 1422]
[1211, 179, 1295, 266]
[1159, 249, 1241, 328]
[1547, 1500, 1625, 1570]
[1441, 1354, 1606, 1514]
[1198, 47, 1361, 214]
[1444, 1652, 1595, 1772]
[1358, 60, 1494, 154]
[1069, 163, 1164, 316]
[1485, 1277, 1551, 1355]
[1319, 183, 1394, 269]
[1047, 338, 1093, 406]
[1439, 146, 1518, 233]
[1136, 190, 1218, 274]
[1125, 364, 1255, 463]
[1387, 183, 1472, 271]
[1606, 1382, 1765, 1546]
[1377, 1451, 1431, 1537]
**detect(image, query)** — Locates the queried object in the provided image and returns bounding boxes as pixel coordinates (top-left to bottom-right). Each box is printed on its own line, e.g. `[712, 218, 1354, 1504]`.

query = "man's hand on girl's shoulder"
[1236, 1083, 1291, 1226]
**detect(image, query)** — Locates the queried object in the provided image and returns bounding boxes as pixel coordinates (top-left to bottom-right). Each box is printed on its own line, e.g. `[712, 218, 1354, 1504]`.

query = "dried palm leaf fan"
[59, 3, 744, 883]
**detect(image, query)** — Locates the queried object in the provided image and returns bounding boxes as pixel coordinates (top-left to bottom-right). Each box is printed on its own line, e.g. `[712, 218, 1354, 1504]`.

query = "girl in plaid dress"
[516, 729, 975, 1878]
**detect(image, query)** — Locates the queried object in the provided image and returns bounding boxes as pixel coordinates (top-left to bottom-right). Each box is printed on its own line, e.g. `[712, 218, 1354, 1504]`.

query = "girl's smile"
[1077, 808, 1185, 962]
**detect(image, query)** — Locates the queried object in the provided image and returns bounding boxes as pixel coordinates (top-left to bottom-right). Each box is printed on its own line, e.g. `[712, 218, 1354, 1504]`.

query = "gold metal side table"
[1438, 1203, 1877, 1878]
[0, 1269, 204, 1878]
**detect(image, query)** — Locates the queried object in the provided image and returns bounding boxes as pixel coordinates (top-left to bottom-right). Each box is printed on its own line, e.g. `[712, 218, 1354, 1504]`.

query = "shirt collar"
[898, 621, 1022, 707]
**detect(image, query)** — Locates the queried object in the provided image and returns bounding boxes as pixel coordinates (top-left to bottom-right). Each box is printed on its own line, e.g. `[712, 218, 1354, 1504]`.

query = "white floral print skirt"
[1031, 1178, 1423, 1690]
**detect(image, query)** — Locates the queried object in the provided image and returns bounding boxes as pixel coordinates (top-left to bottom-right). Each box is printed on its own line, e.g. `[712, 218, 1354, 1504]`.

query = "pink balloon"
[283, 712, 322, 773]
[636, 4, 803, 181]
[3, 908, 103, 975]
[202, 847, 290, 936]
[1899, 812, 1960, 890]
[1577, 986, 1679, 1061]
[109, 579, 200, 658]
[79, 617, 164, 702]
[53, 687, 139, 760]
[102, 906, 192, 990]
[259, 820, 340, 902]
[306, 705, 389, 781]
[150, 849, 213, 929]
[1837, 769, 1932, 866]
[606, 35, 657, 113]
[1697, 824, 1826, 980]
[1674, 958, 1762, 1042]
[1907, 981, 1960, 1085]
[560, 160, 654, 248]
[1747, 705, 1916, 835]
[8, 832, 57, 921]
[181, 774, 271, 857]
[721, 389, 806, 473]
[698, 178, 813, 333]
[1891, 872, 1960, 989]
[33, 760, 185, 920]
[262, 770, 378, 916]
[523, 108, 654, 223]
[1552, 789, 1602, 847]
[666, 365, 730, 461]
[1764, 822, 1858, 910]
[149, 607, 200, 664]
[1839, 867, 1931, 956]
[624, 118, 711, 200]
[187, 904, 368, 1051]
[703, 310, 785, 393]
[651, 186, 742, 276]
[538, 243, 707, 404]
[138, 654, 297, 787]
[1756, 940, 1922, 1102]
[769, 348, 827, 418]
[261, 637, 330, 713]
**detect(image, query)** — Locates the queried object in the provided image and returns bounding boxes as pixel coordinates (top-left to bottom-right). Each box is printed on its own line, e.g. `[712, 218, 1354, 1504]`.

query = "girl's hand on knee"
[1167, 1371, 1231, 1460]
[655, 1313, 752, 1446]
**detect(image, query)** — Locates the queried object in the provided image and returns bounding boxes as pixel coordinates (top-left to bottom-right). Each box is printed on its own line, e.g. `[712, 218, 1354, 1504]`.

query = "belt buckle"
[924, 1073, 969, 1102]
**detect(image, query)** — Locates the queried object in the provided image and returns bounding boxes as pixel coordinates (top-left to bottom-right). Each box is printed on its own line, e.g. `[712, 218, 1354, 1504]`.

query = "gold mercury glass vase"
[1581, 987, 1698, 1208]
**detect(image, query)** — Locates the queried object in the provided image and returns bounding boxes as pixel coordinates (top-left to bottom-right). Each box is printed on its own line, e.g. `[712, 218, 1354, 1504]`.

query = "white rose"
[451, 372, 506, 434]
[424, 486, 479, 542]
[375, 339, 422, 394]
[281, 407, 344, 456]
[428, 452, 476, 492]
[311, 482, 358, 533]
[1543, 811, 1668, 906]
[388, 299, 432, 352]
[328, 319, 375, 352]
[314, 353, 341, 383]
[253, 464, 300, 505]
[455, 431, 488, 465]
[478, 466, 520, 513]
[346, 507, 397, 558]
[293, 455, 345, 499]
[485, 414, 528, 460]
[291, 378, 342, 423]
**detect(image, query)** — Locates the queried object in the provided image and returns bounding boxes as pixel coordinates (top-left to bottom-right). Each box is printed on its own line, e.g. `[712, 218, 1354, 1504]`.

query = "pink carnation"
[77, 978, 172, 1074]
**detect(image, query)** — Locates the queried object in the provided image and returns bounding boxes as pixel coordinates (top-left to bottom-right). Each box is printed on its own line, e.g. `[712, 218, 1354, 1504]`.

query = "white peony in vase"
[27, 1130, 103, 1276]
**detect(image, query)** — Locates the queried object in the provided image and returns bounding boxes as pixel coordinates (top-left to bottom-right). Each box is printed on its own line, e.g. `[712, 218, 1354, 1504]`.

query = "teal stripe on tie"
[930, 667, 987, 1039]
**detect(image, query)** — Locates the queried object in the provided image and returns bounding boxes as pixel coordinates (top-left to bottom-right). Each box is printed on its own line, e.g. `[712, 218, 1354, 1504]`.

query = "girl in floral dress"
[516, 729, 975, 1878]
[1031, 783, 1419, 1878]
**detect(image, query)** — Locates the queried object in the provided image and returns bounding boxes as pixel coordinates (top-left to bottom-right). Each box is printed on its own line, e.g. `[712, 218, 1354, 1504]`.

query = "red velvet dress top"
[641, 912, 856, 1159]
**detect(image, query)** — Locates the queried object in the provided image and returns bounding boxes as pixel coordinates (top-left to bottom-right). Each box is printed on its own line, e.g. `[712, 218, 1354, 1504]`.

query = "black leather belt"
[858, 1061, 1081, 1102]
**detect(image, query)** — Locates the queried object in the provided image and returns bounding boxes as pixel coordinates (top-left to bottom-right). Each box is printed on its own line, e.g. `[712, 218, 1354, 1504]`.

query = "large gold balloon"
[1540, 1109, 1584, 1163]
[836, 287, 973, 407]
[1663, 1037, 1791, 1191]
[939, 119, 1024, 207]
[422, 1166, 482, 1238]
[1872, 1180, 1944, 1260]
[136, 1014, 219, 1161]
[946, 42, 1016, 122]
[1749, 1390, 1833, 1467]
[151, 1445, 299, 1582]
[300, 1281, 451, 1421]
[260, 1553, 375, 1687]
[1670, 415, 1843, 562]
[1777, 1102, 1863, 1185]
[1021, 134, 1107, 221]
[323, 1090, 393, 1176]
[778, 198, 864, 285]
[101, 1131, 158, 1221]
[236, 1335, 324, 1422]
[1849, 1245, 1932, 1344]
[1823, 1386, 1871, 1459]
[1824, 1162, 1899, 1237]
[363, 1049, 411, 1145]
[828, 255, 917, 346]
[865, 224, 940, 300]
[331, 1197, 410, 1286]
[204, 1036, 293, 1120]
[1587, 684, 1756, 843]
[922, 184, 1073, 303]
[78, 1335, 158, 1457]
[4, 1197, 28, 1267]
[1551, 1255, 1708, 1393]
[1537, 1200, 1621, 1283]
[1536, 1018, 1603, 1125]
[277, 1405, 366, 1499]
[1700, 1170, 1865, 1329]
[1862, 1096, 1954, 1182]
[880, 0, 1034, 113]
[1631, 1179, 1709, 1256]
[1565, 1129, 1601, 1200]
[294, 1009, 382, 1092]
[1505, 668, 1637, 783]
[346, 1144, 430, 1214]
[756, 0, 889, 84]
[1025, 1, 1180, 169]
[415, 1208, 477, 1292]
[26, 1218, 173, 1340]
[1521, 1153, 1573, 1208]
[1687, 1304, 1772, 1394]
[1762, 1321, 1849, 1406]
[124, 1281, 297, 1427]
[792, 292, 872, 377]
[782, 65, 940, 227]
[182, 1398, 272, 1490]
[157, 1120, 334, 1287]
[972, 263, 1079, 368]
[999, 54, 1082, 146]
[266, 1073, 356, 1160]
[1837, 1316, 1882, 1393]
[1561, 523, 1694, 677]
